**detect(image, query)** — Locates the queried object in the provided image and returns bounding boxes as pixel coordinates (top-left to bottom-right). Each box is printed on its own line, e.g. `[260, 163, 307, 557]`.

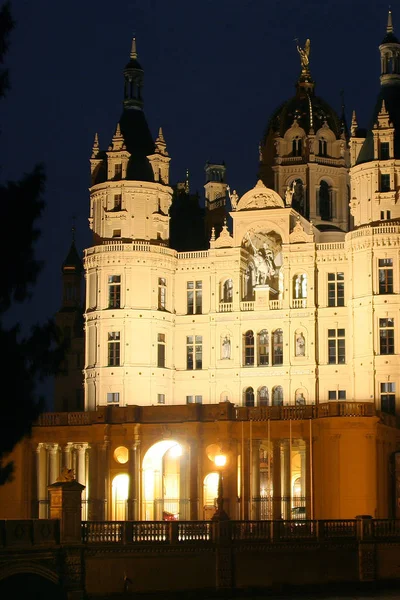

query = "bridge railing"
[81, 518, 400, 545]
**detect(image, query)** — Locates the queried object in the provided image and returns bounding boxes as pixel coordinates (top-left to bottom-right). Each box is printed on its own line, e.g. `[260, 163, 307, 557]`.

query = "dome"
[236, 180, 285, 211]
[266, 85, 341, 139]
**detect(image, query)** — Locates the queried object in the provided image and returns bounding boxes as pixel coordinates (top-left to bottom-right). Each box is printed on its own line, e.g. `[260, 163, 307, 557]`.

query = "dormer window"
[292, 137, 302, 157]
[318, 139, 327, 156]
[380, 142, 390, 160]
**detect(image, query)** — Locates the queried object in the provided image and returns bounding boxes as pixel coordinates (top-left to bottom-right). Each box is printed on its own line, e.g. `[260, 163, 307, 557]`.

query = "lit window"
[379, 318, 395, 355]
[107, 392, 120, 404]
[293, 274, 307, 299]
[108, 332, 120, 366]
[380, 382, 396, 415]
[158, 278, 167, 310]
[328, 272, 344, 307]
[187, 281, 202, 314]
[378, 259, 393, 294]
[108, 275, 121, 308]
[243, 330, 255, 366]
[186, 335, 202, 370]
[272, 329, 283, 365]
[157, 333, 166, 368]
[328, 329, 345, 364]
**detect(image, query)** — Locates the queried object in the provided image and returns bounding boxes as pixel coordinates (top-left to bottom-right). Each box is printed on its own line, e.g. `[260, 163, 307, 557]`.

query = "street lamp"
[212, 453, 230, 522]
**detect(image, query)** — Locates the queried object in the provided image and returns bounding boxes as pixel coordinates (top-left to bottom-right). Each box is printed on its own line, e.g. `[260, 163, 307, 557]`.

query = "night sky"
[2, 0, 392, 405]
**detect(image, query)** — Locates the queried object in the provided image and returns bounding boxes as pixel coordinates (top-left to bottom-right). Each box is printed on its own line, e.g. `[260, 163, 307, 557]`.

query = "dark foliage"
[0, 2, 64, 484]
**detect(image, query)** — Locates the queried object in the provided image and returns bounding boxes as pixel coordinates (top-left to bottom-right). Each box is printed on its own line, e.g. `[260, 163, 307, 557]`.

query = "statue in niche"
[227, 185, 238, 210]
[295, 392, 306, 405]
[222, 336, 231, 359]
[246, 233, 276, 286]
[285, 181, 295, 207]
[295, 333, 306, 357]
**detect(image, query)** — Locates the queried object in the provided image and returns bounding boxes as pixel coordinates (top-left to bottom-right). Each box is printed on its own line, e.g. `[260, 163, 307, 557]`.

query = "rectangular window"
[157, 333, 166, 368]
[380, 173, 390, 192]
[379, 318, 395, 354]
[328, 328, 346, 364]
[114, 194, 122, 210]
[387, 210, 391, 220]
[186, 395, 203, 404]
[187, 281, 202, 314]
[114, 163, 122, 179]
[108, 275, 121, 308]
[108, 331, 120, 366]
[378, 258, 393, 294]
[328, 272, 344, 307]
[186, 335, 202, 370]
[157, 393, 165, 405]
[328, 390, 346, 400]
[381, 382, 395, 415]
[107, 392, 120, 404]
[112, 229, 121, 238]
[380, 142, 390, 160]
[158, 277, 166, 310]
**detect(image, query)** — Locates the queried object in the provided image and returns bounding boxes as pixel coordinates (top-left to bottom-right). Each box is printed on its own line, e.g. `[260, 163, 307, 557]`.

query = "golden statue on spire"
[296, 38, 311, 73]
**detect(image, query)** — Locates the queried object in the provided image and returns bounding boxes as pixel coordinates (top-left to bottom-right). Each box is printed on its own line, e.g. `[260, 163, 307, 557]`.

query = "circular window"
[113, 446, 129, 464]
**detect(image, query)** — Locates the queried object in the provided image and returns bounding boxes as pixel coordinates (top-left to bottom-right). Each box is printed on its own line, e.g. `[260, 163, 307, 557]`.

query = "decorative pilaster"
[36, 443, 48, 518]
[272, 440, 282, 520]
[128, 441, 141, 521]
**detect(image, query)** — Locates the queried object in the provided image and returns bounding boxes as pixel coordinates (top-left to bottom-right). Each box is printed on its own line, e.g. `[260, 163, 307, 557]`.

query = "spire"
[185, 168, 190, 194]
[91, 132, 100, 158]
[130, 37, 138, 59]
[155, 126, 168, 156]
[387, 9, 394, 34]
[109, 123, 126, 151]
[350, 110, 358, 137]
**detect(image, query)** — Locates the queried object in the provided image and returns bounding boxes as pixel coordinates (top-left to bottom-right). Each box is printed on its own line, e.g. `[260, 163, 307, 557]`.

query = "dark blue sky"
[2, 0, 391, 403]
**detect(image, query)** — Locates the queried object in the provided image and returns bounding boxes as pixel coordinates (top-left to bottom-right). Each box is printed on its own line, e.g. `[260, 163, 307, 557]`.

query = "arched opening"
[142, 440, 188, 521]
[221, 278, 233, 303]
[292, 137, 302, 156]
[258, 386, 269, 406]
[318, 180, 332, 221]
[0, 573, 65, 600]
[203, 472, 219, 519]
[293, 274, 307, 300]
[258, 329, 269, 366]
[272, 329, 283, 365]
[112, 474, 129, 521]
[292, 179, 305, 216]
[272, 386, 284, 406]
[244, 387, 255, 407]
[243, 330, 255, 366]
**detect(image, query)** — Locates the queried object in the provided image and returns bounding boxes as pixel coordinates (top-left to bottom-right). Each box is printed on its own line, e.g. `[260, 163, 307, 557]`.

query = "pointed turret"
[155, 127, 168, 156]
[91, 132, 100, 158]
[123, 36, 144, 110]
[109, 123, 126, 151]
[380, 10, 400, 86]
[350, 110, 358, 137]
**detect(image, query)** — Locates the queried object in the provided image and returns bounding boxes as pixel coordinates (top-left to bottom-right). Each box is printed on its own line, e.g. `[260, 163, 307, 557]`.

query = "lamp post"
[212, 453, 230, 522]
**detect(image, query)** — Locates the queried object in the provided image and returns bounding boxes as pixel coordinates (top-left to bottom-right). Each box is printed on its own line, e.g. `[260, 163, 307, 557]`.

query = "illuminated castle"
[2, 12, 400, 523]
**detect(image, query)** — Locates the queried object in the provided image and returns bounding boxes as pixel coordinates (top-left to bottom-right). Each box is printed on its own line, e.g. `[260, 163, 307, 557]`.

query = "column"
[36, 443, 48, 518]
[47, 443, 60, 484]
[88, 444, 98, 521]
[180, 449, 190, 520]
[189, 440, 199, 521]
[76, 443, 89, 520]
[128, 441, 141, 521]
[100, 440, 110, 520]
[63, 443, 73, 470]
[272, 440, 282, 520]
[251, 440, 261, 520]
[282, 440, 291, 520]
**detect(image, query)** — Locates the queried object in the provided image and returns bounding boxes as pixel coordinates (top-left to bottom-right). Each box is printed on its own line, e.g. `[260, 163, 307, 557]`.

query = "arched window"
[222, 279, 233, 303]
[293, 274, 307, 299]
[244, 330, 255, 366]
[244, 387, 255, 407]
[318, 138, 327, 156]
[272, 386, 284, 406]
[272, 329, 283, 365]
[318, 180, 331, 221]
[295, 389, 306, 405]
[258, 329, 269, 366]
[292, 179, 305, 216]
[258, 386, 269, 406]
[292, 137, 302, 157]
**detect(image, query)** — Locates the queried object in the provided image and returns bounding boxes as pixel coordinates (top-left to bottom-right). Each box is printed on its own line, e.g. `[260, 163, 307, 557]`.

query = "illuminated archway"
[112, 473, 129, 521]
[142, 440, 187, 521]
[203, 472, 219, 520]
